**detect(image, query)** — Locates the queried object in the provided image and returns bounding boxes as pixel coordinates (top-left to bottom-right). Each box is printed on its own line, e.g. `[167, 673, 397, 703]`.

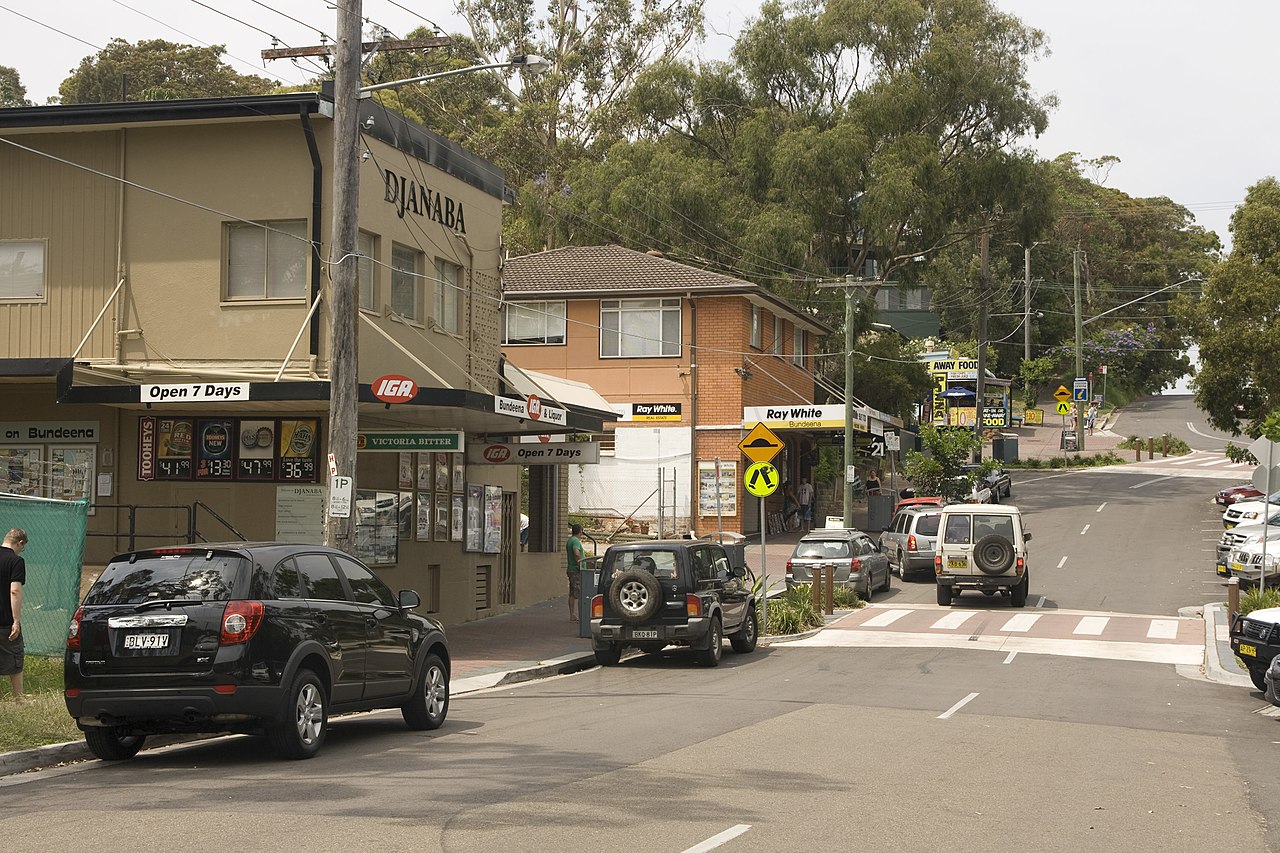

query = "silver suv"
[934, 504, 1032, 607]
[879, 507, 943, 579]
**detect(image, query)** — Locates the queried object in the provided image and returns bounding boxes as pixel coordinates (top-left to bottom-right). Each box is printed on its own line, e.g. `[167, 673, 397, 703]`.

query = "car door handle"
[312, 613, 327, 624]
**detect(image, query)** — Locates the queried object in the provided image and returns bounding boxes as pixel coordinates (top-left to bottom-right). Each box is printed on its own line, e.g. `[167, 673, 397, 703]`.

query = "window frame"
[503, 301, 568, 346]
[772, 316, 784, 354]
[792, 326, 806, 367]
[225, 220, 310, 302]
[750, 305, 762, 349]
[599, 297, 682, 358]
[390, 242, 424, 323]
[0, 239, 47, 302]
[434, 257, 463, 335]
[357, 231, 377, 313]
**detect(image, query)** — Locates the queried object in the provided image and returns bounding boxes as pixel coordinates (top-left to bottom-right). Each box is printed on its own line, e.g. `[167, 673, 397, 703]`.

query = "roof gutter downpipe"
[299, 107, 323, 358]
[688, 294, 698, 535]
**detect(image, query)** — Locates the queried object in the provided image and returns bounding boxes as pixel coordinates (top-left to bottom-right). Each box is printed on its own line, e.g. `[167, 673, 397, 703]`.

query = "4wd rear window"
[914, 514, 940, 536]
[85, 553, 248, 605]
[796, 539, 851, 559]
[610, 550, 680, 579]
[973, 514, 1015, 540]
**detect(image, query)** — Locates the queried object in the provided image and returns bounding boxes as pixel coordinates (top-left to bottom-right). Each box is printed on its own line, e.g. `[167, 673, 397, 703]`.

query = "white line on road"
[1081, 524, 1091, 535]
[931, 611, 977, 630]
[1169, 455, 1204, 465]
[1147, 619, 1179, 639]
[683, 825, 752, 853]
[1001, 613, 1042, 632]
[1074, 616, 1109, 635]
[1057, 556, 1068, 568]
[1034, 595, 1046, 608]
[862, 609, 912, 628]
[1096, 502, 1107, 512]
[938, 692, 980, 719]
[1003, 651, 1017, 664]
[1131, 477, 1174, 489]
[1188, 422, 1230, 442]
[1199, 458, 1227, 467]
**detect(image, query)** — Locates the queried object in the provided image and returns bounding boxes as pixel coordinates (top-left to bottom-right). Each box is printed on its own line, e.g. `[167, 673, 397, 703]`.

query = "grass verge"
[0, 656, 81, 753]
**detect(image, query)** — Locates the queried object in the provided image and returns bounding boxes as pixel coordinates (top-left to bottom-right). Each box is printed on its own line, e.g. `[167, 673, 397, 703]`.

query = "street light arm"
[359, 55, 550, 95]
[1080, 277, 1197, 327]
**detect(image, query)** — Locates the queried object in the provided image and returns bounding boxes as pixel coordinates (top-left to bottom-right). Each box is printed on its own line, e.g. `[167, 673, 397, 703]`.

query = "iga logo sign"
[482, 445, 512, 463]
[372, 374, 417, 404]
[526, 394, 542, 421]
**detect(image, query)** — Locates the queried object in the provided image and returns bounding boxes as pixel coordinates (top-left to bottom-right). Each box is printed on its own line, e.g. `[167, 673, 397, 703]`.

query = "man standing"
[0, 528, 27, 701]
[797, 478, 815, 531]
[566, 523, 585, 622]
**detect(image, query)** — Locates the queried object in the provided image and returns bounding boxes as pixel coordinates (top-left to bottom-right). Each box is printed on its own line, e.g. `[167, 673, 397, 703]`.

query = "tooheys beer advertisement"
[138, 416, 319, 483]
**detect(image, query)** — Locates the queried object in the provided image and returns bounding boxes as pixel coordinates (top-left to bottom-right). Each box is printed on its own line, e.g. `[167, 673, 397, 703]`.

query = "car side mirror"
[731, 565, 746, 579]
[1023, 532, 1032, 542]
[398, 589, 421, 611]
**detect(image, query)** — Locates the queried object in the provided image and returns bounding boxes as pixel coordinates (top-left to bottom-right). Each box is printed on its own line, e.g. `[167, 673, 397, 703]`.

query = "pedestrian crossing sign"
[1056, 400, 1072, 416]
[744, 461, 780, 497]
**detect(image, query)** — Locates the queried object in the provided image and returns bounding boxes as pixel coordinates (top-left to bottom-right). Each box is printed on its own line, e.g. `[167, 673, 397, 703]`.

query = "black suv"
[65, 542, 449, 761]
[590, 540, 758, 667]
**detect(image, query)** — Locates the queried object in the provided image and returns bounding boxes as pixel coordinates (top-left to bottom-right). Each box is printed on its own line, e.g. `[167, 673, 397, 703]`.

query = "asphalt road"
[4, 396, 1279, 851]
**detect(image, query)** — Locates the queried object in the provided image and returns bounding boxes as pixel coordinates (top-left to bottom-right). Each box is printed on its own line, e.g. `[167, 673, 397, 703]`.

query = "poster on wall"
[154, 417, 194, 479]
[697, 460, 737, 517]
[278, 419, 318, 483]
[464, 484, 483, 552]
[50, 446, 95, 505]
[398, 453, 413, 490]
[434, 493, 450, 541]
[195, 419, 235, 480]
[483, 485, 502, 554]
[451, 494, 464, 541]
[416, 453, 432, 490]
[399, 491, 413, 539]
[416, 493, 431, 541]
[237, 419, 276, 481]
[433, 453, 450, 492]
[275, 485, 325, 544]
[452, 458, 464, 493]
[0, 447, 41, 496]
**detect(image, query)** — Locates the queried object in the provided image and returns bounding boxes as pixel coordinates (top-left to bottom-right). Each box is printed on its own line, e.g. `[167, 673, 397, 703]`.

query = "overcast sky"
[2, 0, 1274, 251]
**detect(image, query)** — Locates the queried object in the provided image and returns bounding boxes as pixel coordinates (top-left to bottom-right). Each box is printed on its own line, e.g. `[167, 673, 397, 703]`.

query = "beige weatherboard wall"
[0, 92, 611, 624]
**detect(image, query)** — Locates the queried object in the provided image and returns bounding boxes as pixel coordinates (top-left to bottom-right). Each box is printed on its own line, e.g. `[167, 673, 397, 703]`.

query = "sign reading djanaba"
[744, 461, 779, 497]
[739, 422, 783, 464]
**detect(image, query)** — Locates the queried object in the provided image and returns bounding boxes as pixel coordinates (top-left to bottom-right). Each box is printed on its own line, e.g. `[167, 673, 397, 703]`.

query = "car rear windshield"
[795, 539, 851, 559]
[84, 552, 249, 605]
[610, 549, 680, 579]
[914, 514, 941, 536]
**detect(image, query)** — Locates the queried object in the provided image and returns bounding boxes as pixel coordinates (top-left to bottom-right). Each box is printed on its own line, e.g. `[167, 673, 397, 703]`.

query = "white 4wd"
[934, 504, 1032, 607]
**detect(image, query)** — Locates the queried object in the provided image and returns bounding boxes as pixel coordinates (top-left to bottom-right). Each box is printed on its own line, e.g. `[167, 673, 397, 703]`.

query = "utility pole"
[1023, 245, 1033, 363]
[843, 277, 856, 527]
[322, 0, 363, 551]
[1073, 249, 1086, 452]
[973, 232, 990, 461]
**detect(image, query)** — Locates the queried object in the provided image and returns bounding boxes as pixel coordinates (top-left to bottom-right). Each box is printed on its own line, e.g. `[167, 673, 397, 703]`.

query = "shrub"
[1240, 586, 1280, 617]
[832, 586, 865, 609]
[1226, 442, 1259, 465]
[760, 585, 825, 635]
[1117, 433, 1190, 455]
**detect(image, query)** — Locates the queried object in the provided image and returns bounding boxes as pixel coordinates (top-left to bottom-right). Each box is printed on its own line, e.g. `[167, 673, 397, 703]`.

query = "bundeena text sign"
[493, 395, 568, 426]
[468, 441, 600, 465]
[356, 431, 464, 452]
[0, 421, 100, 443]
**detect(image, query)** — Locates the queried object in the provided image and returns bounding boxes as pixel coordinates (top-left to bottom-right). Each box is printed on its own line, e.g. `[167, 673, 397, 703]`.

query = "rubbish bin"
[1061, 430, 1078, 452]
[703, 531, 747, 574]
[993, 436, 1019, 462]
[579, 555, 603, 639]
[867, 493, 895, 531]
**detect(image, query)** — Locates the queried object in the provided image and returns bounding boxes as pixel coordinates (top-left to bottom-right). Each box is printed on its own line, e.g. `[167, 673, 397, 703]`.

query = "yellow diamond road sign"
[739, 422, 784, 464]
[1053, 385, 1071, 402]
[1056, 400, 1072, 416]
[744, 461, 780, 497]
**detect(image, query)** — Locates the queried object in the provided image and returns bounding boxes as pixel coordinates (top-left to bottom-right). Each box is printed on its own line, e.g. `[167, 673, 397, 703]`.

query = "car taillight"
[591, 594, 604, 619]
[849, 557, 862, 572]
[220, 600, 264, 645]
[66, 606, 83, 651]
[935, 555, 942, 574]
[907, 534, 917, 552]
[686, 594, 703, 617]
[785, 560, 793, 577]
[1016, 556, 1025, 574]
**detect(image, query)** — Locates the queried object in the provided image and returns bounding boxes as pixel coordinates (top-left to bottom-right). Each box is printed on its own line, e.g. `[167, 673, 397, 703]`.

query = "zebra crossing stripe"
[1073, 616, 1109, 635]
[1000, 613, 1041, 633]
[1147, 619, 1179, 639]
[861, 609, 912, 628]
[931, 611, 977, 630]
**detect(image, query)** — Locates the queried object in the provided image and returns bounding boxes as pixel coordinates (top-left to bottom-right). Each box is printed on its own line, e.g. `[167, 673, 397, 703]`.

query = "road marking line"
[938, 692, 980, 720]
[1081, 524, 1091, 535]
[931, 611, 977, 630]
[777, 631, 1204, 664]
[1200, 459, 1227, 467]
[1034, 595, 1046, 608]
[1057, 556, 1068, 568]
[1001, 613, 1041, 632]
[862, 609, 912, 628]
[1229, 462, 1251, 468]
[1074, 616, 1109, 635]
[1252, 706, 1280, 718]
[1003, 651, 1017, 664]
[1131, 477, 1174, 489]
[1147, 619, 1179, 639]
[1169, 456, 1204, 465]
[1097, 502, 1107, 512]
[683, 825, 752, 853]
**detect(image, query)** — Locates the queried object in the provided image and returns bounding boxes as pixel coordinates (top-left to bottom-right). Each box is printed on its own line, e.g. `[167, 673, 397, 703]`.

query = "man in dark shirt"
[0, 527, 28, 701]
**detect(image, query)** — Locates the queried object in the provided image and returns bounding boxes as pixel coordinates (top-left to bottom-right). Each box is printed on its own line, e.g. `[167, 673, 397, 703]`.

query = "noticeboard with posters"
[483, 485, 503, 554]
[464, 483, 483, 552]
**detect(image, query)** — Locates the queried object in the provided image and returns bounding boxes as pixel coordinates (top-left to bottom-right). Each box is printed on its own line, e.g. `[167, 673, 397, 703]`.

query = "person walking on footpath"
[797, 478, 815, 531]
[0, 528, 28, 701]
[566, 523, 585, 622]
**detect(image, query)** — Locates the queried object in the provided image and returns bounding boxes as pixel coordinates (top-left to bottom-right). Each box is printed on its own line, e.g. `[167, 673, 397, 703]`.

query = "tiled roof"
[503, 245, 832, 333]
[504, 245, 751, 293]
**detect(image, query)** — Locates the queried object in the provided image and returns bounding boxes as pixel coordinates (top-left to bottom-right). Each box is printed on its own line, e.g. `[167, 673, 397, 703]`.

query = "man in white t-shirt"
[797, 479, 815, 531]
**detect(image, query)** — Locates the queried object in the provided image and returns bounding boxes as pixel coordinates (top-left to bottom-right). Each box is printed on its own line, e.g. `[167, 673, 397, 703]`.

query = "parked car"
[1223, 539, 1280, 586]
[1217, 483, 1264, 508]
[946, 475, 995, 504]
[894, 496, 946, 516]
[1231, 607, 1280, 691]
[1223, 490, 1280, 528]
[785, 528, 892, 600]
[1217, 520, 1280, 574]
[65, 542, 449, 761]
[934, 504, 1031, 606]
[590, 539, 757, 667]
[961, 463, 1012, 500]
[879, 506, 944, 579]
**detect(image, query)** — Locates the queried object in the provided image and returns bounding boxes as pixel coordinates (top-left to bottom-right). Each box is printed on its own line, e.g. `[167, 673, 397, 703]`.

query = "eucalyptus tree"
[58, 39, 277, 103]
[0, 66, 31, 107]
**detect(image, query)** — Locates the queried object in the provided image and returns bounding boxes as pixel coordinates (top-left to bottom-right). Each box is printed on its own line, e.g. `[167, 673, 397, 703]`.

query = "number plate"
[1226, 522, 1237, 529]
[1217, 563, 1229, 577]
[123, 632, 170, 650]
[1239, 642, 1257, 658]
[946, 557, 968, 570]
[1232, 563, 1246, 573]
[631, 629, 659, 640]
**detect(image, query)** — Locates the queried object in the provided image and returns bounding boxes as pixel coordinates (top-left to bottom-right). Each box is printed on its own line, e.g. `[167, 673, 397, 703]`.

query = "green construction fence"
[0, 494, 88, 657]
